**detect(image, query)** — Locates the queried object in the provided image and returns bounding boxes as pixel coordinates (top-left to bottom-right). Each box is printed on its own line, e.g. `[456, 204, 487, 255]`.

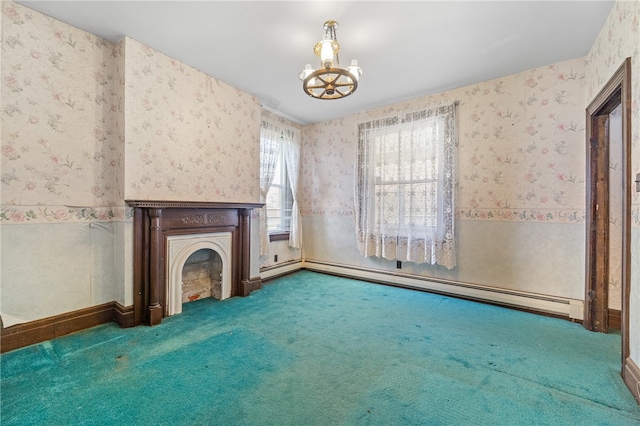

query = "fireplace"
[166, 232, 232, 316]
[127, 201, 263, 326]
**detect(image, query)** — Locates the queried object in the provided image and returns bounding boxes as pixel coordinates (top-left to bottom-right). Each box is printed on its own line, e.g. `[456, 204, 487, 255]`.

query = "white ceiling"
[18, 1, 614, 125]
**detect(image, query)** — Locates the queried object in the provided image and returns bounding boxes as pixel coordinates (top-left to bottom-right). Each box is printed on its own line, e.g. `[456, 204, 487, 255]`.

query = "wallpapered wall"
[586, 0, 640, 365]
[2, 2, 118, 214]
[0, 2, 263, 326]
[118, 37, 261, 203]
[301, 59, 587, 222]
[300, 57, 589, 301]
[1, 2, 122, 326]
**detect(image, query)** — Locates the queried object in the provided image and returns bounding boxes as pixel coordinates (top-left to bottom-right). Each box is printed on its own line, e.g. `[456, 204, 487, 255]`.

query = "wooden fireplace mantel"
[127, 200, 264, 210]
[127, 200, 263, 326]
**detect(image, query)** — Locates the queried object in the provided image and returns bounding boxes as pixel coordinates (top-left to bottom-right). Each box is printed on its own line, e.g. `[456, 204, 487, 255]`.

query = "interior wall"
[0, 1, 263, 327]
[300, 57, 587, 301]
[120, 37, 261, 203]
[0, 1, 124, 326]
[586, 0, 640, 366]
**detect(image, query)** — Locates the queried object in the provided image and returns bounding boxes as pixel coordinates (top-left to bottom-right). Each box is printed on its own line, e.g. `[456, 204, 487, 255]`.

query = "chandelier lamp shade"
[299, 20, 362, 100]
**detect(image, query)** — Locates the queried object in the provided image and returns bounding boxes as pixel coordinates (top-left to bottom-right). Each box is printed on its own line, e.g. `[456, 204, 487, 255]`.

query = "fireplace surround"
[128, 201, 263, 326]
[166, 232, 232, 316]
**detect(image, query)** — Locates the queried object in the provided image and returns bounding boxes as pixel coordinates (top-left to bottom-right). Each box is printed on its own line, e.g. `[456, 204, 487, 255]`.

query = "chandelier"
[298, 20, 362, 100]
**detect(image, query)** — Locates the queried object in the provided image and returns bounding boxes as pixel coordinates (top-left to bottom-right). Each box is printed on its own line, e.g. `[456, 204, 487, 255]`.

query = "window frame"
[265, 142, 293, 240]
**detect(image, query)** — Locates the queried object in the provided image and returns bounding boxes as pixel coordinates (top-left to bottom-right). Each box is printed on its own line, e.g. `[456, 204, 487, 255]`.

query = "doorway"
[584, 58, 631, 367]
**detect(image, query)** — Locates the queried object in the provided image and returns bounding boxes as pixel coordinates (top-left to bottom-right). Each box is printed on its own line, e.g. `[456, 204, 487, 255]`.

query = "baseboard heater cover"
[260, 259, 583, 320]
[260, 260, 305, 281]
[624, 357, 640, 404]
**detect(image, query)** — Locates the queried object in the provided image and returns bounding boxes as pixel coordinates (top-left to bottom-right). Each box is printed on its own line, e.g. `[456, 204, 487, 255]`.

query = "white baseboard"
[260, 259, 584, 320]
[260, 260, 304, 280]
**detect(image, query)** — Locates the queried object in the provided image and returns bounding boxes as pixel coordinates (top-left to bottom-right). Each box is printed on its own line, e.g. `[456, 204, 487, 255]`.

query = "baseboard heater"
[261, 259, 584, 321]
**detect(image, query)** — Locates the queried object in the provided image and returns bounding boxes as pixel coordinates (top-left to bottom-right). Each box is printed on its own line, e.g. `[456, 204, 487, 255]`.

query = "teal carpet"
[2, 271, 639, 425]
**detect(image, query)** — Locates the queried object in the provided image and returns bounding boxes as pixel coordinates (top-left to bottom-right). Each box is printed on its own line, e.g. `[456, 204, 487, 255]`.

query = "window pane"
[266, 186, 281, 210]
[265, 147, 293, 234]
[271, 158, 282, 186]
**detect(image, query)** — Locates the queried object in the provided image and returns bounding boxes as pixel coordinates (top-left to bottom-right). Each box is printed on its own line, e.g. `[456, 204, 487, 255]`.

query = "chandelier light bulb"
[299, 64, 313, 81]
[347, 59, 362, 81]
[319, 35, 335, 68]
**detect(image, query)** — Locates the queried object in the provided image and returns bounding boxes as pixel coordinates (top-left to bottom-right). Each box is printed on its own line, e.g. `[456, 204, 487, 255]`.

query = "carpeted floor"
[2, 271, 639, 425]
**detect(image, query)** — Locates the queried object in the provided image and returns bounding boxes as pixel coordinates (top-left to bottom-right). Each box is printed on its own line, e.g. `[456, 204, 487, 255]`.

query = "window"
[259, 120, 301, 255]
[373, 122, 439, 233]
[355, 102, 457, 269]
[266, 147, 293, 238]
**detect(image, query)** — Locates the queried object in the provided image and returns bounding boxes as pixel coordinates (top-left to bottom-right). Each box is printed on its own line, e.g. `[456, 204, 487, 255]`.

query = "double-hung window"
[259, 120, 301, 255]
[266, 147, 293, 239]
[355, 102, 457, 269]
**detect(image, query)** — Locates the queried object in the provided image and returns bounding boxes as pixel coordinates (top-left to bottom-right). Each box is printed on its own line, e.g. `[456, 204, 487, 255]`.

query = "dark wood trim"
[623, 357, 640, 404]
[585, 114, 610, 332]
[0, 302, 134, 354]
[113, 302, 135, 328]
[619, 58, 632, 374]
[240, 209, 252, 295]
[126, 200, 263, 210]
[584, 58, 632, 369]
[242, 276, 263, 296]
[133, 207, 145, 326]
[148, 208, 163, 326]
[608, 309, 621, 331]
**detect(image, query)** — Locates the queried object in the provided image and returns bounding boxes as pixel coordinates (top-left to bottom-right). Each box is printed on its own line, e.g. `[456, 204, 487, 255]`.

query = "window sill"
[269, 232, 290, 242]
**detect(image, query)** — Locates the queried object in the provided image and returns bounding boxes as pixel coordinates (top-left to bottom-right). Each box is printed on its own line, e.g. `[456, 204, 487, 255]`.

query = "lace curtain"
[259, 120, 281, 255]
[283, 129, 302, 249]
[259, 119, 301, 254]
[355, 102, 457, 269]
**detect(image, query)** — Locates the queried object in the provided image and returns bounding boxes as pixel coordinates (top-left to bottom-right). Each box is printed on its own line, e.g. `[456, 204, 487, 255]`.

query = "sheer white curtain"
[355, 102, 457, 269]
[259, 120, 281, 255]
[283, 128, 302, 249]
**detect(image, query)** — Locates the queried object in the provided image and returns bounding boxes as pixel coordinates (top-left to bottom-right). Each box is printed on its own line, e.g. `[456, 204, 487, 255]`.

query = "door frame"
[584, 58, 631, 367]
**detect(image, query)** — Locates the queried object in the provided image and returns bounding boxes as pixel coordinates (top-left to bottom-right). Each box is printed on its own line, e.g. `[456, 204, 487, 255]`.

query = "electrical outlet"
[635, 173, 640, 192]
[396, 260, 402, 269]
[274, 254, 278, 262]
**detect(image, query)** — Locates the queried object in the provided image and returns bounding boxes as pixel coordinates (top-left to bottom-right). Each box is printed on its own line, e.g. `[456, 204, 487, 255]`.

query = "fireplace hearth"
[127, 201, 263, 326]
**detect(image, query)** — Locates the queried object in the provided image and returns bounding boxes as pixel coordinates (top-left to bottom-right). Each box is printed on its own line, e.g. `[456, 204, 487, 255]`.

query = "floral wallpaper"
[0, 1, 265, 328]
[2, 2, 262, 225]
[120, 37, 261, 203]
[1, 2, 118, 210]
[301, 57, 587, 225]
[300, 117, 358, 218]
[587, 0, 640, 229]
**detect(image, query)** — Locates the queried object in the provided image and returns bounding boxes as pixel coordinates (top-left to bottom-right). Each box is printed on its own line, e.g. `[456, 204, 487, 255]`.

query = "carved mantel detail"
[127, 200, 263, 326]
[181, 214, 226, 225]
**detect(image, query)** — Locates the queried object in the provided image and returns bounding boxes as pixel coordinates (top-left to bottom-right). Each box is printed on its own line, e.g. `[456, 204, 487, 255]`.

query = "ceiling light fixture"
[299, 20, 362, 100]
